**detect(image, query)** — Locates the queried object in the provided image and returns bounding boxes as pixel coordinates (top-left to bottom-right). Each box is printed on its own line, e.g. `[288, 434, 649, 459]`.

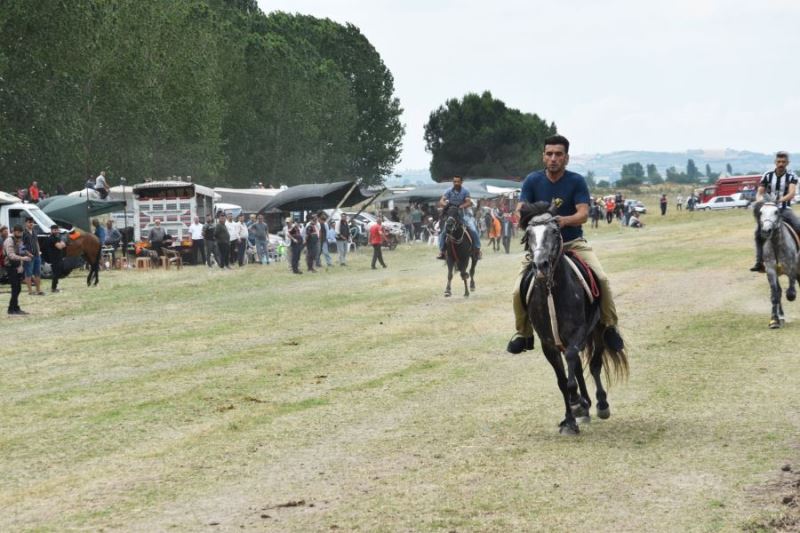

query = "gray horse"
[757, 196, 800, 328]
[521, 201, 628, 435]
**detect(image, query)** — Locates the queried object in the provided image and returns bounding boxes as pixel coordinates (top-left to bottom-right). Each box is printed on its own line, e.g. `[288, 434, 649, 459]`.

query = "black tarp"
[39, 195, 127, 231]
[381, 183, 499, 204]
[257, 181, 374, 213]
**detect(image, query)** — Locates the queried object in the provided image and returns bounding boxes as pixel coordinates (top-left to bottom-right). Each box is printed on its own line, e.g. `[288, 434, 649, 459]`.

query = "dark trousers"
[291, 242, 303, 272]
[206, 240, 216, 267]
[51, 259, 63, 291]
[237, 239, 247, 266]
[502, 235, 511, 254]
[229, 240, 237, 264]
[371, 244, 386, 268]
[6, 267, 22, 312]
[660, 204, 667, 216]
[216, 241, 230, 268]
[192, 239, 205, 265]
[306, 239, 318, 271]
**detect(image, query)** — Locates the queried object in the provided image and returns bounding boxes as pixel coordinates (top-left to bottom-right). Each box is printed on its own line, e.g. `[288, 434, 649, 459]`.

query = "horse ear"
[548, 201, 558, 216]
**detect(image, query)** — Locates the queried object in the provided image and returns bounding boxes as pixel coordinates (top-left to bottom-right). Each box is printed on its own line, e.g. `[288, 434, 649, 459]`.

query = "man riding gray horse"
[436, 176, 481, 260]
[508, 135, 625, 354]
[750, 151, 799, 273]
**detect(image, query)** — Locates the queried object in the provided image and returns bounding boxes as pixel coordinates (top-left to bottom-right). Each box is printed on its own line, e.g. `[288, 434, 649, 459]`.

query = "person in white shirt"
[676, 194, 683, 211]
[188, 216, 205, 265]
[225, 213, 238, 265]
[94, 171, 109, 199]
[236, 214, 249, 266]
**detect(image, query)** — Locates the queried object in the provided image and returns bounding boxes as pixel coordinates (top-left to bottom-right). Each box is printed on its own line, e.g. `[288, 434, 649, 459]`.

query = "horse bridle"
[526, 214, 566, 351]
[445, 211, 466, 245]
[760, 201, 782, 243]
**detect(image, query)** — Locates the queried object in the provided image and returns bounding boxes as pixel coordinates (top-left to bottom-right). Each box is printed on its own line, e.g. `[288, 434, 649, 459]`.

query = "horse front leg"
[460, 260, 470, 297]
[564, 345, 587, 423]
[589, 339, 610, 419]
[786, 262, 797, 302]
[445, 260, 453, 297]
[542, 345, 578, 435]
[767, 267, 782, 328]
[469, 255, 476, 291]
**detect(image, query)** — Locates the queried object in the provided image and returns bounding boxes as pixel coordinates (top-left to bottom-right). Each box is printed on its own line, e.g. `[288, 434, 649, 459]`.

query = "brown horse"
[64, 229, 101, 286]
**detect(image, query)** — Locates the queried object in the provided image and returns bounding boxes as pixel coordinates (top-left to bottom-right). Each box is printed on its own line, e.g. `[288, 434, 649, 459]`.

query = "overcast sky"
[258, 0, 799, 170]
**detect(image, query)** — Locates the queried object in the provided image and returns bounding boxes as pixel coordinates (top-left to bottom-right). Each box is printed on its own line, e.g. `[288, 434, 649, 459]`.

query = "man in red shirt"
[28, 181, 40, 203]
[369, 216, 387, 269]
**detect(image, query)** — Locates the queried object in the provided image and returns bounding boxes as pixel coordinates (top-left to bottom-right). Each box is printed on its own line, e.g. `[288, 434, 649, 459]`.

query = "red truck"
[698, 175, 761, 203]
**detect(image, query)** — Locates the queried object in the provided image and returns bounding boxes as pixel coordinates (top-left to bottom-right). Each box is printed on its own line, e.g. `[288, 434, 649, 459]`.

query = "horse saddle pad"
[564, 251, 601, 302]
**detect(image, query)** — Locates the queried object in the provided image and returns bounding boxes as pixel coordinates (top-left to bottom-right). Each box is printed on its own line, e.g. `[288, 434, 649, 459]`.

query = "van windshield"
[8, 206, 59, 233]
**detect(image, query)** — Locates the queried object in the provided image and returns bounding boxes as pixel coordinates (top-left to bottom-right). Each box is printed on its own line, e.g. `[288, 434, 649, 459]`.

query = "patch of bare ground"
[745, 459, 800, 532]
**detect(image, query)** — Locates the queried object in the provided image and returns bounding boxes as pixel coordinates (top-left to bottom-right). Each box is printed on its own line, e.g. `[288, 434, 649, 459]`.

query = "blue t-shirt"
[443, 186, 471, 207]
[519, 170, 591, 242]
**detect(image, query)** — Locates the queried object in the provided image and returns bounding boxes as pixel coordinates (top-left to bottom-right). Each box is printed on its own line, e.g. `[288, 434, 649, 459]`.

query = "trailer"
[699, 175, 761, 203]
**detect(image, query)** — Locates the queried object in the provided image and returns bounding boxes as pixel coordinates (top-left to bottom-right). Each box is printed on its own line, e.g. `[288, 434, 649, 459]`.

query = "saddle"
[518, 252, 600, 309]
[783, 221, 800, 250]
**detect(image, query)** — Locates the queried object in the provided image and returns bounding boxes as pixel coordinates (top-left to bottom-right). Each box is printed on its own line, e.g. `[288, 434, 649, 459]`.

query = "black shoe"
[603, 326, 625, 352]
[9, 309, 28, 315]
[507, 335, 534, 354]
[51, 289, 61, 293]
[749, 262, 765, 273]
[436, 252, 445, 260]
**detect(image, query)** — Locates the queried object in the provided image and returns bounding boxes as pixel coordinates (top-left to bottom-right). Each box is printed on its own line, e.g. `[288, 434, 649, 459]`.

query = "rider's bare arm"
[438, 195, 447, 208]
[781, 183, 797, 204]
[459, 197, 472, 209]
[756, 185, 766, 202]
[556, 203, 589, 228]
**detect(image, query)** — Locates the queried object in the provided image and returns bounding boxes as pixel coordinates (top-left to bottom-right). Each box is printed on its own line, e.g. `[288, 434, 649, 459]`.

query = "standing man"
[411, 204, 423, 241]
[147, 219, 167, 257]
[189, 216, 205, 265]
[250, 214, 270, 265]
[214, 212, 231, 269]
[508, 135, 624, 354]
[28, 181, 41, 203]
[288, 219, 304, 274]
[225, 213, 238, 265]
[4, 225, 31, 315]
[44, 225, 67, 292]
[104, 220, 122, 264]
[304, 214, 319, 273]
[750, 151, 798, 272]
[23, 217, 44, 296]
[676, 194, 684, 211]
[236, 214, 249, 266]
[202, 214, 216, 268]
[370, 216, 387, 269]
[659, 194, 668, 216]
[435, 176, 481, 260]
[95, 171, 110, 199]
[319, 213, 334, 268]
[336, 213, 351, 266]
[501, 212, 514, 254]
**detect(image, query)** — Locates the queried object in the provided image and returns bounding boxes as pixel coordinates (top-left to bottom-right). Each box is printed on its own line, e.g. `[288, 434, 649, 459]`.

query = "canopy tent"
[382, 183, 500, 204]
[214, 187, 283, 214]
[257, 180, 374, 213]
[39, 195, 127, 231]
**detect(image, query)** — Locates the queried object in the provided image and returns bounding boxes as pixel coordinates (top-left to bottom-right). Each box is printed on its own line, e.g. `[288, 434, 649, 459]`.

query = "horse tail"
[584, 328, 629, 385]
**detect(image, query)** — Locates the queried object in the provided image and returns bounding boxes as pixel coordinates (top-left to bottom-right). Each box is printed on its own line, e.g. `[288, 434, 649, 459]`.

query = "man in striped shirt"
[750, 151, 798, 272]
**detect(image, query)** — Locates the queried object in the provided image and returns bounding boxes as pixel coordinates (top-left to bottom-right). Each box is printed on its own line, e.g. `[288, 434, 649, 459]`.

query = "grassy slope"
[2, 205, 799, 532]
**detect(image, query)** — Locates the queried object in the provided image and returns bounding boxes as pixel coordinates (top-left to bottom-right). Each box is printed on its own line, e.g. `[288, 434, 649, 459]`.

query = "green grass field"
[3, 203, 800, 532]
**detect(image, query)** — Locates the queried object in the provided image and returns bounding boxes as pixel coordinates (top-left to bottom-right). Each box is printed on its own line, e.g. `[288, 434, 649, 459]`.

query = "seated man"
[750, 151, 798, 272]
[436, 175, 481, 259]
[628, 212, 643, 228]
[508, 134, 624, 354]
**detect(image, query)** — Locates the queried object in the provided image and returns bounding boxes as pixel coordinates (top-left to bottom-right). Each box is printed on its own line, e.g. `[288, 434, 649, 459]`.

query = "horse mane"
[518, 201, 551, 229]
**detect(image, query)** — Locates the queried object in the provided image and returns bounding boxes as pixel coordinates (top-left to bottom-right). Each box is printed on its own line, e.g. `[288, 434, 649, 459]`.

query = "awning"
[214, 187, 283, 214]
[383, 183, 500, 204]
[39, 195, 127, 231]
[257, 181, 374, 213]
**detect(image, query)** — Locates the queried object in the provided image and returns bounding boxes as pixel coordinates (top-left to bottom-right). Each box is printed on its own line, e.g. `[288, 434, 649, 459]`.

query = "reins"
[527, 217, 566, 352]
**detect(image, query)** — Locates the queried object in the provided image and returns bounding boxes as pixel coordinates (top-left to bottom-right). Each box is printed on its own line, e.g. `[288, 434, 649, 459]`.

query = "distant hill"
[395, 149, 779, 185]
[569, 149, 776, 181]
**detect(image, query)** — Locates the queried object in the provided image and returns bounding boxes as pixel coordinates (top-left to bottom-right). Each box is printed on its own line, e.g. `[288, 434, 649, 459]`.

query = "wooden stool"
[135, 257, 150, 270]
[160, 256, 170, 270]
[169, 256, 183, 270]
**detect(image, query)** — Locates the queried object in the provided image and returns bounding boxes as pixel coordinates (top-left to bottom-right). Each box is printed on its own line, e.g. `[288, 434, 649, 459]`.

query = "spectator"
[621, 203, 630, 227]
[288, 218, 303, 274]
[23, 217, 44, 296]
[56, 183, 67, 195]
[501, 212, 514, 254]
[146, 218, 166, 256]
[403, 206, 414, 243]
[676, 194, 684, 211]
[202, 215, 216, 268]
[4, 224, 31, 315]
[411, 204, 423, 241]
[660, 194, 668, 216]
[250, 214, 270, 265]
[236, 214, 249, 267]
[589, 200, 601, 228]
[43, 225, 66, 292]
[335, 213, 351, 266]
[629, 211, 644, 228]
[28, 181, 41, 203]
[319, 213, 334, 268]
[246, 214, 257, 248]
[304, 214, 319, 273]
[0, 226, 7, 268]
[95, 171, 109, 199]
[369, 216, 387, 269]
[213, 212, 231, 269]
[189, 216, 205, 265]
[105, 220, 122, 264]
[605, 197, 615, 224]
[225, 213, 238, 265]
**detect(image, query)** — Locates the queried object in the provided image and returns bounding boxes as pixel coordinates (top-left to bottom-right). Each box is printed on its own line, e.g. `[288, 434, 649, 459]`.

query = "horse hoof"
[558, 421, 580, 436]
[570, 403, 588, 418]
[470, 282, 475, 290]
[464, 292, 469, 298]
[444, 292, 451, 298]
[769, 320, 781, 329]
[788, 291, 797, 302]
[597, 407, 611, 419]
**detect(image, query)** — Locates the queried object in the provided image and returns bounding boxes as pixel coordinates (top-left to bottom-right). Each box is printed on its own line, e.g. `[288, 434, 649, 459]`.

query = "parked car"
[696, 195, 749, 210]
[623, 199, 647, 214]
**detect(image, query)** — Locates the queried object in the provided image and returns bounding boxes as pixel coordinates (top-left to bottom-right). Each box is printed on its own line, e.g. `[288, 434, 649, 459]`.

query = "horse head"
[444, 204, 462, 235]
[758, 194, 781, 240]
[522, 201, 562, 279]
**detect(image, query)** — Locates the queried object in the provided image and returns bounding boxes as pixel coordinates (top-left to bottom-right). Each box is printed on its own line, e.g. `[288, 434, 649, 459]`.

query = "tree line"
[611, 160, 740, 187]
[0, 0, 404, 192]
